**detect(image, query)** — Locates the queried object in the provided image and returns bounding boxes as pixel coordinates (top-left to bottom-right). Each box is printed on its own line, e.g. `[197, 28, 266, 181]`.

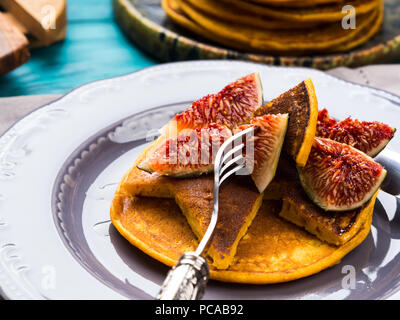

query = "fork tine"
[220, 153, 244, 176]
[219, 163, 246, 186]
[220, 143, 244, 168]
[215, 126, 254, 168]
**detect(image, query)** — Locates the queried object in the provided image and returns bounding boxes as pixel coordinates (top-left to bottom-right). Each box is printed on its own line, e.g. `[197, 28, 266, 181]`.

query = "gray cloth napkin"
[327, 64, 400, 96]
[0, 94, 61, 135]
[1, 65, 400, 136]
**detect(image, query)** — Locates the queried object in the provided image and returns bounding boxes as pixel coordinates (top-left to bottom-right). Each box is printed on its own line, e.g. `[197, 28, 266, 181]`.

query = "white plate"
[0, 61, 399, 300]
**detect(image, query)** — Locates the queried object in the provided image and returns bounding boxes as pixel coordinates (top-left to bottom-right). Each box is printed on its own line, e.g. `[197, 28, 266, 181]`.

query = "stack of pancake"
[162, 0, 383, 55]
[110, 79, 378, 284]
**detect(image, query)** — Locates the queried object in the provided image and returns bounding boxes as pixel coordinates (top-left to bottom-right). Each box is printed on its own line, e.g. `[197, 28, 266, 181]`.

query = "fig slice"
[235, 113, 288, 193]
[297, 137, 386, 211]
[162, 72, 263, 135]
[317, 108, 396, 157]
[255, 78, 318, 167]
[138, 124, 232, 177]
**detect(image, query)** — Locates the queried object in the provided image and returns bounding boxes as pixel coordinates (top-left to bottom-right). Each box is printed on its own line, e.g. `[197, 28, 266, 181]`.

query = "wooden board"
[1, 0, 67, 46]
[1, 11, 66, 49]
[113, 0, 400, 70]
[0, 11, 29, 75]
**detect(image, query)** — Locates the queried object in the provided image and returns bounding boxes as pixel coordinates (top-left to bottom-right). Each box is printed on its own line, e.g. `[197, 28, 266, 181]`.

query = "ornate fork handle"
[157, 252, 209, 300]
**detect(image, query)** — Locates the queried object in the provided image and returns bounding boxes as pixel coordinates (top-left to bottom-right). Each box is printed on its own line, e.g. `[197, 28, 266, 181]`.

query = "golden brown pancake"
[111, 193, 374, 284]
[278, 181, 379, 246]
[183, 0, 321, 30]
[249, 0, 344, 7]
[163, 0, 382, 55]
[334, 0, 383, 52]
[255, 79, 318, 167]
[173, 0, 379, 54]
[115, 138, 378, 275]
[219, 0, 379, 22]
[161, 0, 238, 50]
[174, 176, 263, 269]
[119, 141, 263, 269]
[263, 155, 379, 246]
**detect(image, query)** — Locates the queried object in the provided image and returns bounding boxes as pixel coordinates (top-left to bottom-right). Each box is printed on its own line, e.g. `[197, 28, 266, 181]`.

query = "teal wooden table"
[0, 0, 157, 97]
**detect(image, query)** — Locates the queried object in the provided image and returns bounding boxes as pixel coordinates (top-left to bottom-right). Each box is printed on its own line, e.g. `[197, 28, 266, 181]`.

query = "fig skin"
[298, 137, 387, 212]
[139, 72, 264, 177]
[317, 108, 396, 157]
[162, 72, 263, 136]
[235, 113, 289, 193]
[255, 78, 318, 167]
[138, 124, 232, 177]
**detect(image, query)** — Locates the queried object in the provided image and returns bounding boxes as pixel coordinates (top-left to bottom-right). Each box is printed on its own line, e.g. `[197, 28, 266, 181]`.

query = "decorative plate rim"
[0, 60, 400, 300]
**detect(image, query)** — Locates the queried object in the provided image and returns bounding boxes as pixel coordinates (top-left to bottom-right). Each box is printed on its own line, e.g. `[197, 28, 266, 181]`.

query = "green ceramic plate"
[113, 0, 400, 69]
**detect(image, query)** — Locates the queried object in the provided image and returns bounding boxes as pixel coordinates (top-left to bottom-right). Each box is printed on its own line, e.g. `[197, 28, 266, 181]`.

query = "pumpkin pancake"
[250, 0, 343, 7]
[174, 176, 263, 269]
[161, 0, 227, 46]
[255, 79, 318, 167]
[162, 0, 276, 55]
[268, 177, 379, 246]
[110, 193, 374, 284]
[175, 0, 378, 54]
[161, 0, 203, 35]
[334, 1, 383, 52]
[220, 0, 378, 22]
[262, 153, 379, 246]
[183, 0, 321, 30]
[119, 141, 263, 269]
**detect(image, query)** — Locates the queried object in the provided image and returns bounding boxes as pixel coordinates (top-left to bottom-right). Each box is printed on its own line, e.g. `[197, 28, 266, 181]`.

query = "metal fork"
[157, 127, 255, 300]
